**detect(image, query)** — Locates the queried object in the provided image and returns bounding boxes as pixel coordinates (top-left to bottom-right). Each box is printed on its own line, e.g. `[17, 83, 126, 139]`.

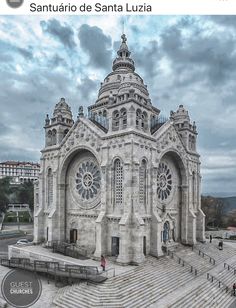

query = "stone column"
[57, 183, 67, 242]
[196, 173, 206, 242]
[132, 224, 146, 264]
[150, 210, 164, 257]
[93, 211, 107, 259]
[116, 220, 131, 264]
[181, 185, 189, 244]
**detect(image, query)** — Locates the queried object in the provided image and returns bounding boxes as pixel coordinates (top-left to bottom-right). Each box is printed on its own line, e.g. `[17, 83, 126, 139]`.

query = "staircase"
[169, 278, 234, 308]
[174, 245, 215, 275]
[53, 256, 196, 308]
[195, 242, 236, 264]
[53, 243, 236, 308]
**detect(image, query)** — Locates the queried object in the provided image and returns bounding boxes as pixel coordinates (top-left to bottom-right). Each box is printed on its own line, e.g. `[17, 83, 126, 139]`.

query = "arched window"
[139, 159, 147, 206]
[64, 129, 69, 138]
[192, 136, 196, 151]
[141, 112, 148, 130]
[47, 130, 52, 146]
[52, 129, 57, 145]
[188, 135, 192, 149]
[120, 108, 127, 128]
[112, 110, 120, 131]
[103, 110, 107, 117]
[192, 171, 195, 209]
[136, 109, 141, 128]
[114, 159, 123, 205]
[47, 168, 53, 207]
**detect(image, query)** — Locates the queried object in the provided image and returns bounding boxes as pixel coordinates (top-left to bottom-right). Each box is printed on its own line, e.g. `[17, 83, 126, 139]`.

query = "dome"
[53, 97, 73, 120]
[172, 105, 190, 122]
[95, 34, 151, 106]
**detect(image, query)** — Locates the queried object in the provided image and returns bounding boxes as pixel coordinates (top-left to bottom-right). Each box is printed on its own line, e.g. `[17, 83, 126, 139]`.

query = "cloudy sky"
[0, 15, 235, 196]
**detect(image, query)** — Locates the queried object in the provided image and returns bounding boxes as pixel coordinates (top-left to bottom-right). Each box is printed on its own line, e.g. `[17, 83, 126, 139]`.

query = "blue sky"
[0, 15, 235, 195]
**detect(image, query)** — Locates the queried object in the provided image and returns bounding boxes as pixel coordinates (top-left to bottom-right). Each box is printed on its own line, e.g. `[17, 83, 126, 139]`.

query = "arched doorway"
[70, 229, 77, 243]
[163, 221, 170, 243]
[157, 151, 187, 244]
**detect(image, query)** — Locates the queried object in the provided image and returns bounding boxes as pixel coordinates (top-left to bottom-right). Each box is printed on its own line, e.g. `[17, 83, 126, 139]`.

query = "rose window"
[157, 163, 172, 201]
[75, 161, 101, 200]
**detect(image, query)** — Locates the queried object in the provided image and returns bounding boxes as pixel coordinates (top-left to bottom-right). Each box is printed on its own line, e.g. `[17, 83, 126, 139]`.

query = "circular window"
[157, 162, 172, 201]
[75, 161, 101, 200]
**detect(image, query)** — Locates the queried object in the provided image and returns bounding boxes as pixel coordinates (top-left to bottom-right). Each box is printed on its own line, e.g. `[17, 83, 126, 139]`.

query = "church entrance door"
[111, 237, 119, 256]
[163, 222, 170, 243]
[143, 236, 146, 255]
[70, 229, 77, 244]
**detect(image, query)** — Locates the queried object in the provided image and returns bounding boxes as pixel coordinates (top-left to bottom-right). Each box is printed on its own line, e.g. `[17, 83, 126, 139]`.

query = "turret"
[171, 105, 197, 152]
[44, 98, 74, 147]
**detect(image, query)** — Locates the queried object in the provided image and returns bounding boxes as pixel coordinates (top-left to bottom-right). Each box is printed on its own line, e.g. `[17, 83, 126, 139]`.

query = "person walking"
[233, 283, 236, 296]
[219, 241, 223, 250]
[101, 255, 106, 272]
[210, 235, 212, 243]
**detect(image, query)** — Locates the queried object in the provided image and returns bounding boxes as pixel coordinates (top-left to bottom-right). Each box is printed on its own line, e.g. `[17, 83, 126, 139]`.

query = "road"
[0, 234, 33, 255]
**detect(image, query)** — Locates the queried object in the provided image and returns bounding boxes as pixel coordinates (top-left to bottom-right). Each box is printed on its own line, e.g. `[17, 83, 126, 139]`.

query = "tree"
[16, 181, 34, 208]
[0, 177, 12, 212]
[201, 195, 225, 229]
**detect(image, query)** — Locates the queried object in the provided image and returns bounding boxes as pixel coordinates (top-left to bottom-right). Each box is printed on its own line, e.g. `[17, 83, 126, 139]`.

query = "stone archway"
[152, 150, 189, 253]
[163, 221, 170, 243]
[57, 147, 101, 250]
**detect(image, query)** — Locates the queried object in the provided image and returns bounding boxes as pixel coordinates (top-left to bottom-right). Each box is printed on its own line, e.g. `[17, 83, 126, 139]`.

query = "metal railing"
[224, 263, 236, 275]
[206, 273, 231, 294]
[88, 112, 108, 133]
[150, 116, 168, 134]
[192, 246, 216, 265]
[0, 258, 111, 284]
[167, 250, 198, 276]
[52, 241, 87, 259]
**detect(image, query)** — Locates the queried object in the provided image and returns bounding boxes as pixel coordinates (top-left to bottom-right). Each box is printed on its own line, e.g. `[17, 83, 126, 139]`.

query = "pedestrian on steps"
[233, 283, 236, 296]
[101, 255, 106, 272]
[210, 235, 212, 243]
[218, 241, 223, 250]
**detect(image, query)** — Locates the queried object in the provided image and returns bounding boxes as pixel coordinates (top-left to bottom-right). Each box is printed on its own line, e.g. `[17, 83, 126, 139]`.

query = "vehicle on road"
[16, 239, 32, 245]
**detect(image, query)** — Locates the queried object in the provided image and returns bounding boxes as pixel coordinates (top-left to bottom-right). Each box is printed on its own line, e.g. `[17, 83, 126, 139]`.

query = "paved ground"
[0, 264, 59, 308]
[0, 235, 33, 254]
[8, 244, 136, 276]
[3, 240, 236, 308]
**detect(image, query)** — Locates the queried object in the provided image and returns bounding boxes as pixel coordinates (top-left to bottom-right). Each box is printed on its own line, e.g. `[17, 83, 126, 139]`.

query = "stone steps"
[170, 279, 234, 308]
[53, 244, 236, 308]
[195, 243, 236, 264]
[53, 256, 195, 308]
[174, 249, 214, 274]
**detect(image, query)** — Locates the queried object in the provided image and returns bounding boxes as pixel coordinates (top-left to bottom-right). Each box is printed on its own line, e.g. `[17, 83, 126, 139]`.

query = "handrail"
[104, 267, 116, 278]
[52, 241, 87, 258]
[224, 262, 236, 275]
[192, 246, 216, 265]
[167, 250, 198, 276]
[207, 273, 231, 294]
[0, 258, 107, 283]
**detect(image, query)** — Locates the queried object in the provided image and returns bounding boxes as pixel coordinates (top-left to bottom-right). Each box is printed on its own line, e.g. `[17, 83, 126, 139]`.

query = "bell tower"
[44, 98, 74, 147]
[171, 105, 198, 152]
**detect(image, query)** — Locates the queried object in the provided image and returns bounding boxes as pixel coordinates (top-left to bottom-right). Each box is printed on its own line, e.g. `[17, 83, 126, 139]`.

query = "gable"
[59, 117, 104, 155]
[153, 121, 187, 156]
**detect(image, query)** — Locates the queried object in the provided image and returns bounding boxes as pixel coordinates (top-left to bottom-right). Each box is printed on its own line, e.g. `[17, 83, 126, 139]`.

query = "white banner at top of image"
[0, 0, 235, 15]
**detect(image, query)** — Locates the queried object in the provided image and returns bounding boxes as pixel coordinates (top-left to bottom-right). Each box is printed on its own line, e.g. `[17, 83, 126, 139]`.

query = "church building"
[34, 34, 205, 264]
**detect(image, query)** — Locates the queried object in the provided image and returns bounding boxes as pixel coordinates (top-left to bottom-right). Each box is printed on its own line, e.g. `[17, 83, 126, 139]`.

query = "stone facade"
[34, 34, 205, 264]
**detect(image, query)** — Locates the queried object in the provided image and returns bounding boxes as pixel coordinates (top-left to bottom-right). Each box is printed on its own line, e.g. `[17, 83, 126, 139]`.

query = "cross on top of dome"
[121, 34, 127, 43]
[118, 33, 130, 56]
[113, 34, 134, 72]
